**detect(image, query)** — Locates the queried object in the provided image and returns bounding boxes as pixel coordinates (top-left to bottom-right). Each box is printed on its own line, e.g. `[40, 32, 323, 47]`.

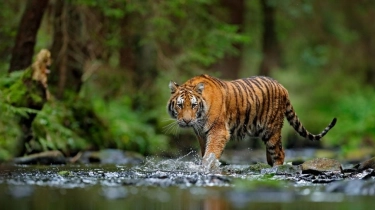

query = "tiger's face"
[167, 81, 206, 127]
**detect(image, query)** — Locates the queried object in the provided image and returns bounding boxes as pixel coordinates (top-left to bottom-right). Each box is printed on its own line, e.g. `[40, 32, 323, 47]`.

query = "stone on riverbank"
[301, 158, 342, 174]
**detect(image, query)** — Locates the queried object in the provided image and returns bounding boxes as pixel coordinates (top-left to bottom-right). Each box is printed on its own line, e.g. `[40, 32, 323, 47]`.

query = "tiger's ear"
[169, 81, 179, 94]
[195, 83, 204, 94]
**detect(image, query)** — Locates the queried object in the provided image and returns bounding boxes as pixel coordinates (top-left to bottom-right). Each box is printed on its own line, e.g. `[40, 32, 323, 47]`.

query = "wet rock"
[221, 163, 270, 175]
[349, 169, 375, 179]
[301, 158, 342, 174]
[292, 171, 343, 183]
[357, 157, 375, 171]
[245, 162, 271, 174]
[221, 165, 250, 175]
[341, 163, 358, 173]
[258, 164, 301, 175]
[12, 150, 66, 165]
[79, 149, 144, 165]
[275, 164, 302, 175]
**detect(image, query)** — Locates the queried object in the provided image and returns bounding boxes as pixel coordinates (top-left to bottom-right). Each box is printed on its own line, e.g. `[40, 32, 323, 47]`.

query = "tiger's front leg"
[202, 124, 230, 164]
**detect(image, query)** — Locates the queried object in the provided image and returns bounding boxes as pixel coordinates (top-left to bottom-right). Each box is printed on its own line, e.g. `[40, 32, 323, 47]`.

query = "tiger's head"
[167, 81, 206, 128]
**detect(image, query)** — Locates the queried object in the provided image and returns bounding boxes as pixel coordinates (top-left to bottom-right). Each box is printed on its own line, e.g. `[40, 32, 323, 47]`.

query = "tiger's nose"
[183, 119, 191, 124]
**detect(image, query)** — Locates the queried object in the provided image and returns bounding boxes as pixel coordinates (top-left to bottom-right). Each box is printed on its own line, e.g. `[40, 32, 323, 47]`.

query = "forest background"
[0, 0, 374, 161]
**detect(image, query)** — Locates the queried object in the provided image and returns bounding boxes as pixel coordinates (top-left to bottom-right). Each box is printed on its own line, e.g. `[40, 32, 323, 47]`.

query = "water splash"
[138, 151, 201, 172]
[137, 151, 222, 174]
[201, 153, 221, 173]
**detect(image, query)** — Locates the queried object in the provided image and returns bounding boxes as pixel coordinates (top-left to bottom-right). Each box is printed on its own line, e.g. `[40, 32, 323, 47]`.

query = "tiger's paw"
[202, 153, 221, 173]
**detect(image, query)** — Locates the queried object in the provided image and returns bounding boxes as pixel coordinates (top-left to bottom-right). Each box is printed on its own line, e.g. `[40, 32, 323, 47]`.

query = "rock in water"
[357, 157, 375, 171]
[301, 158, 342, 174]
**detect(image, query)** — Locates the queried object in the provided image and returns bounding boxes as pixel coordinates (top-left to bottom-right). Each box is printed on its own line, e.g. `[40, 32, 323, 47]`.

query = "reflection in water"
[101, 186, 128, 200]
[0, 184, 373, 210]
[8, 185, 34, 198]
[202, 195, 229, 210]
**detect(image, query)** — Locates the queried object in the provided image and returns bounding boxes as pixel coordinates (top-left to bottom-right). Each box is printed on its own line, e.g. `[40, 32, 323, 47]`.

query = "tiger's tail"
[285, 100, 337, 141]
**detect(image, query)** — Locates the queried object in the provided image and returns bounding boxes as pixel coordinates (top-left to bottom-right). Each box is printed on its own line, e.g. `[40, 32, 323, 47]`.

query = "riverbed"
[1, 151, 374, 210]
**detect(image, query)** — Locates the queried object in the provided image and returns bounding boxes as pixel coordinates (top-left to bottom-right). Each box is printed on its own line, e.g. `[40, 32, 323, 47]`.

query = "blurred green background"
[0, 0, 374, 161]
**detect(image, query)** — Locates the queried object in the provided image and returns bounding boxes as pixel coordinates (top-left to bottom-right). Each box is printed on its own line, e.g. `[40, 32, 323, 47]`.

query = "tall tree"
[212, 0, 245, 79]
[50, 0, 85, 99]
[341, 0, 375, 85]
[6, 0, 49, 156]
[9, 0, 49, 72]
[259, 0, 280, 76]
[118, 7, 158, 111]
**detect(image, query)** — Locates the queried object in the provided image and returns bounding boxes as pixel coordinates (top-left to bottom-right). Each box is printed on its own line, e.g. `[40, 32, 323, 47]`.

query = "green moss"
[58, 170, 74, 176]
[244, 162, 272, 173]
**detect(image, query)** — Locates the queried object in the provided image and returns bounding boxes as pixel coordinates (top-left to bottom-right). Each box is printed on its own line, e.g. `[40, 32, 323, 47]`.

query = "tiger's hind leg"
[263, 132, 285, 166]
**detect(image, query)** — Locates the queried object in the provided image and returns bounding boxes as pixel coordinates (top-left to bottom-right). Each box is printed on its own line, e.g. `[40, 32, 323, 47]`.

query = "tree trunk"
[50, 0, 84, 99]
[118, 15, 158, 111]
[9, 0, 49, 72]
[119, 15, 136, 74]
[212, 0, 245, 79]
[259, 0, 280, 76]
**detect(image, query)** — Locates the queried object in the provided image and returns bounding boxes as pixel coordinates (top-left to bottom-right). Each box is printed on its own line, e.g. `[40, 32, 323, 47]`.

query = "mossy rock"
[301, 158, 342, 174]
[244, 162, 272, 173]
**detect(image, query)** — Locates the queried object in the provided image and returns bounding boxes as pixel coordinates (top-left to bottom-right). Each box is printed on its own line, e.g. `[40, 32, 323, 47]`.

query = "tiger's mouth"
[177, 119, 194, 127]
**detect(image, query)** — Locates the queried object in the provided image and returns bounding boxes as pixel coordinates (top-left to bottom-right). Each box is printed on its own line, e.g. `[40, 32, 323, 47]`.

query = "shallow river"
[0, 155, 374, 210]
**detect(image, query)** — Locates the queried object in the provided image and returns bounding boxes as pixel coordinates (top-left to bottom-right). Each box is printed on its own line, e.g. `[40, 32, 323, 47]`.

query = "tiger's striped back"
[223, 76, 288, 141]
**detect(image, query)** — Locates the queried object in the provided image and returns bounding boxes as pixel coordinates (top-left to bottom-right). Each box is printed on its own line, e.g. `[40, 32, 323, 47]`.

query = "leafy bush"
[0, 102, 22, 160]
[328, 87, 375, 153]
[91, 94, 168, 155]
[32, 101, 89, 154]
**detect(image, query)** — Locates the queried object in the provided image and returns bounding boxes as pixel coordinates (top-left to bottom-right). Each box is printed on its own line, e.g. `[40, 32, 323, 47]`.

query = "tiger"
[167, 74, 337, 166]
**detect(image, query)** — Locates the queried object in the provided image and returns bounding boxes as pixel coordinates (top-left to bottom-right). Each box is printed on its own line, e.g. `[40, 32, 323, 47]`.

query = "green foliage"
[76, 0, 249, 68]
[81, 65, 168, 155]
[92, 96, 168, 154]
[1, 69, 46, 108]
[0, 1, 23, 69]
[0, 68, 47, 160]
[0, 83, 88, 160]
[32, 101, 88, 153]
[328, 87, 375, 153]
[142, 0, 250, 67]
[0, 101, 22, 160]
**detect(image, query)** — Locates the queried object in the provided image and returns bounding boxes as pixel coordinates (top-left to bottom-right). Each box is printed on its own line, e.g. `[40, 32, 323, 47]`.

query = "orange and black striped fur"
[167, 74, 337, 166]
